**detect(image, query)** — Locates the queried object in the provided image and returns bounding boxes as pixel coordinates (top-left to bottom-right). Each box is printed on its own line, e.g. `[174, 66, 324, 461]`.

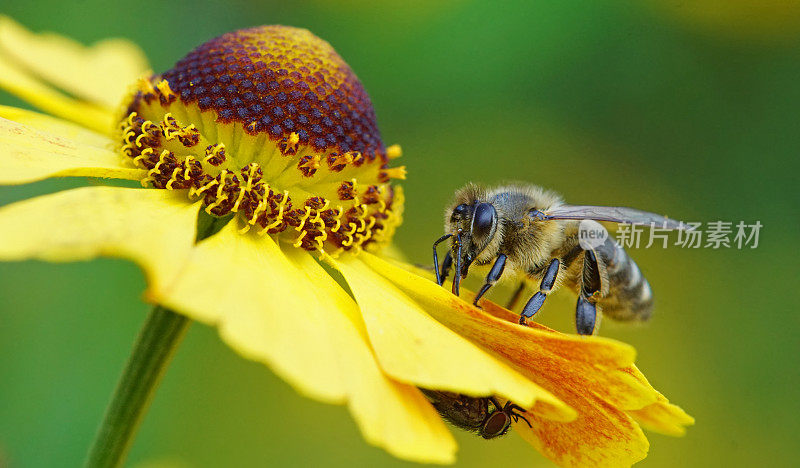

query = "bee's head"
[443, 184, 501, 280]
[447, 202, 499, 267]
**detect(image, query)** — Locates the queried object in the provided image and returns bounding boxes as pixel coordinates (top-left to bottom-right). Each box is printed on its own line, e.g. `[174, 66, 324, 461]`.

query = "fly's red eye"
[481, 411, 511, 439]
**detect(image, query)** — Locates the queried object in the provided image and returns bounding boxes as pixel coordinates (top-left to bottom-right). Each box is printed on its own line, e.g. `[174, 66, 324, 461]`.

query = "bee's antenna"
[453, 232, 463, 296]
[432, 233, 453, 286]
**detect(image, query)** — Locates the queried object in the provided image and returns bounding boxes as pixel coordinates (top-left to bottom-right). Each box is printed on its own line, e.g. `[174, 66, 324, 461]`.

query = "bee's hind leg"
[473, 254, 507, 307]
[518, 258, 560, 325]
[575, 250, 602, 335]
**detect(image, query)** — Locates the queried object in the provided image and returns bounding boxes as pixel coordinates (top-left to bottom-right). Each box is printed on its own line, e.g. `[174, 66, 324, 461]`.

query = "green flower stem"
[85, 212, 230, 468]
[85, 306, 190, 468]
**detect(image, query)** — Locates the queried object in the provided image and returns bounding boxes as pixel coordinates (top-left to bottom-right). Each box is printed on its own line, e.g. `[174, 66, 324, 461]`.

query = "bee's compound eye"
[481, 411, 511, 439]
[451, 203, 470, 220]
[472, 202, 496, 238]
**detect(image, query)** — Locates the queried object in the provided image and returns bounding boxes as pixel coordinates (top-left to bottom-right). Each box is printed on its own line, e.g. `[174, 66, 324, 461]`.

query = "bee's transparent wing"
[543, 205, 688, 230]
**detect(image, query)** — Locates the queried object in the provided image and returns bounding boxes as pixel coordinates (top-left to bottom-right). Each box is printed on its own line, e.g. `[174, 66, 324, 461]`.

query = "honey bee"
[432, 183, 686, 335]
[420, 389, 531, 439]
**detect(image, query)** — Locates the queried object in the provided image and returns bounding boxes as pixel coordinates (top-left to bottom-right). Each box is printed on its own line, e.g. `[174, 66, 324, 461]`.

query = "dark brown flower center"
[116, 25, 404, 256]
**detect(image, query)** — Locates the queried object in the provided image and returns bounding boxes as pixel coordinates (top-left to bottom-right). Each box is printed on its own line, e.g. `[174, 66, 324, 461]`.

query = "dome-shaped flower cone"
[117, 25, 404, 254]
[0, 18, 693, 467]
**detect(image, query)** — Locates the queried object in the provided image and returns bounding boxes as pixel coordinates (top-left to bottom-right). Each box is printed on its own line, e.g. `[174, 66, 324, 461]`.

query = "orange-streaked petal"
[387, 259, 637, 367]
[361, 253, 657, 410]
[0, 16, 149, 109]
[360, 255, 687, 465]
[284, 249, 456, 464]
[0, 186, 199, 291]
[479, 305, 658, 412]
[513, 388, 650, 468]
[0, 115, 144, 184]
[0, 54, 113, 133]
[332, 255, 572, 418]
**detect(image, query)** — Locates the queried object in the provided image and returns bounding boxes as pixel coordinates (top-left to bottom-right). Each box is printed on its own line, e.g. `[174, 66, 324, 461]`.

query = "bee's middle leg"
[473, 254, 507, 307]
[518, 258, 560, 325]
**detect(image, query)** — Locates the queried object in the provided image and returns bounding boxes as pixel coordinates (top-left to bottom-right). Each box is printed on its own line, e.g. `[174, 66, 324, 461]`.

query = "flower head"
[118, 26, 403, 254]
[0, 17, 692, 466]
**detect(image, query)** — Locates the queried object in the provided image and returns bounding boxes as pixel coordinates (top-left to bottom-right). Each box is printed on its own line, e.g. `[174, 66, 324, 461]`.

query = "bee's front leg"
[518, 258, 560, 325]
[473, 254, 507, 307]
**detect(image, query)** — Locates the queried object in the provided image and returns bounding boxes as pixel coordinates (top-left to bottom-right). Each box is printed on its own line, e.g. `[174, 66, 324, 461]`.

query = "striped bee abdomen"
[593, 236, 654, 322]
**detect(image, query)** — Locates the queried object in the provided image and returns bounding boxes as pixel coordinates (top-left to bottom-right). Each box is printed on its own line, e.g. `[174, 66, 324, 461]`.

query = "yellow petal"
[284, 249, 456, 464]
[628, 398, 694, 437]
[150, 222, 352, 403]
[0, 114, 144, 184]
[332, 255, 568, 417]
[0, 186, 199, 291]
[0, 53, 114, 133]
[0, 16, 149, 109]
[623, 366, 695, 436]
[155, 229, 457, 463]
[0, 105, 110, 147]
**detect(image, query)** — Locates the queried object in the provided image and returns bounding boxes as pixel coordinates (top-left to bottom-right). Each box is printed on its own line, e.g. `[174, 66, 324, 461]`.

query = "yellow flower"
[0, 17, 692, 467]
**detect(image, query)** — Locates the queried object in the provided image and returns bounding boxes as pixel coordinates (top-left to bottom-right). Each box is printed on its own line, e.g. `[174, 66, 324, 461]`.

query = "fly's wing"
[543, 205, 689, 230]
[420, 390, 488, 432]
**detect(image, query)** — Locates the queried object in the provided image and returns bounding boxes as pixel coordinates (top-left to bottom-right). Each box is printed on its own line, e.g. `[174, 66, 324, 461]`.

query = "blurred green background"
[1, 0, 798, 466]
